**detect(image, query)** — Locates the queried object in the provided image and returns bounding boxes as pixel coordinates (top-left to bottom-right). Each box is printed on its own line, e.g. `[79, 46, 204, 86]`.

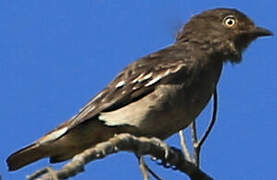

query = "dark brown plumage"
[7, 8, 272, 171]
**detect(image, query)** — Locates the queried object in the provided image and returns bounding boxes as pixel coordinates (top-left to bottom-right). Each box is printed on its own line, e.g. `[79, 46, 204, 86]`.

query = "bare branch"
[190, 121, 200, 167]
[28, 134, 213, 180]
[27, 167, 58, 180]
[198, 89, 218, 148]
[138, 156, 150, 180]
[178, 130, 192, 162]
[190, 89, 218, 168]
[138, 156, 164, 180]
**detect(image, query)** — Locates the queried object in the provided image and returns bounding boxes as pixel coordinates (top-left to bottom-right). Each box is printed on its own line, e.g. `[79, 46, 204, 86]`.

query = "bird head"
[177, 8, 273, 63]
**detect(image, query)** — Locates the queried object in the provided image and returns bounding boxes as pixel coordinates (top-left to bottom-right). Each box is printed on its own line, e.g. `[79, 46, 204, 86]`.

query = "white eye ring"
[223, 16, 236, 27]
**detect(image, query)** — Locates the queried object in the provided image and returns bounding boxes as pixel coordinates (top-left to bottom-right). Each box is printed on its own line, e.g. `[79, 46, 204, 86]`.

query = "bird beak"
[252, 26, 273, 37]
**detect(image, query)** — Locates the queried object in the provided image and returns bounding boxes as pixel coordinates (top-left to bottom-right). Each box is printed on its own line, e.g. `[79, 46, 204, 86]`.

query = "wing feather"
[57, 44, 195, 130]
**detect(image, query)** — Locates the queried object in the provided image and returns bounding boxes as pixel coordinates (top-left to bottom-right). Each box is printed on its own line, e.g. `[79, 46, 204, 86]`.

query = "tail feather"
[7, 143, 48, 171]
[6, 120, 128, 171]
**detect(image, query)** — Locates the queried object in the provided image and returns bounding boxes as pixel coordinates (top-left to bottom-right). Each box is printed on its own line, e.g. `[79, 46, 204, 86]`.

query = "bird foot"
[150, 137, 170, 159]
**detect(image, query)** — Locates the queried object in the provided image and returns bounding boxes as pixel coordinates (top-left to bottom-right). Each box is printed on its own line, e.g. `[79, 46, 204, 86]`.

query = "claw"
[150, 137, 170, 160]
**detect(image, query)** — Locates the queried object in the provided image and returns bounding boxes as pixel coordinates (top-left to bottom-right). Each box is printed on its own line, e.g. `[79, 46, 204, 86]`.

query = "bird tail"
[7, 143, 48, 171]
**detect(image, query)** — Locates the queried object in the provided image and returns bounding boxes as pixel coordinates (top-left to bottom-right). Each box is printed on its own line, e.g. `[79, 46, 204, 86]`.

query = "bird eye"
[223, 16, 236, 27]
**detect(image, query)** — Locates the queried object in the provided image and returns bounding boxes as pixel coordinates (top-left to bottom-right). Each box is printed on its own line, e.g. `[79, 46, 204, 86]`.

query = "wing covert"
[65, 44, 195, 130]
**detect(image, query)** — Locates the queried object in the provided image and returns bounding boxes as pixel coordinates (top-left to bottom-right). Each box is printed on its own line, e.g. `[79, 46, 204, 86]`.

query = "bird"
[7, 8, 272, 171]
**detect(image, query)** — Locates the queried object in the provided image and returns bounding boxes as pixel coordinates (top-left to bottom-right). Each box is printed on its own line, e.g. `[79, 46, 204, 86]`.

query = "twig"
[190, 88, 218, 168]
[28, 134, 213, 180]
[27, 167, 58, 180]
[190, 121, 200, 167]
[198, 89, 218, 148]
[138, 156, 150, 180]
[145, 165, 164, 180]
[178, 130, 192, 162]
[138, 156, 163, 180]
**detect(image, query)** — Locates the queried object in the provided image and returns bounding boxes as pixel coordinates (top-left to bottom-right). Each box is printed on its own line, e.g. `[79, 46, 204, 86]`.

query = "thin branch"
[190, 88, 218, 168]
[145, 165, 164, 180]
[138, 156, 150, 180]
[27, 167, 58, 180]
[28, 133, 213, 180]
[190, 121, 200, 167]
[178, 130, 192, 162]
[198, 89, 218, 148]
[138, 156, 164, 180]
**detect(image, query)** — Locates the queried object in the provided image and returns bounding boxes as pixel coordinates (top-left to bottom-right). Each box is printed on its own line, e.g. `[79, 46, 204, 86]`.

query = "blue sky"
[1, 0, 276, 179]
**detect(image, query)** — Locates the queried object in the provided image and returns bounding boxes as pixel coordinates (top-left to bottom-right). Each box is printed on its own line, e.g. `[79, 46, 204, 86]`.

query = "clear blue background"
[1, 0, 276, 179]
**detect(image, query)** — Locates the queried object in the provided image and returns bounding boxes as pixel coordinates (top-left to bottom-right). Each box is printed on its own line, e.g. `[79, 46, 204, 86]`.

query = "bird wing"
[46, 43, 195, 138]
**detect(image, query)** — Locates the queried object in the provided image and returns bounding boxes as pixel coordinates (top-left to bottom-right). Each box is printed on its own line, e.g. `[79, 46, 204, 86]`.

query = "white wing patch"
[131, 73, 144, 83]
[92, 91, 105, 101]
[163, 69, 171, 76]
[171, 64, 185, 73]
[115, 81, 126, 88]
[39, 127, 68, 144]
[145, 64, 186, 87]
[144, 76, 163, 86]
[138, 72, 153, 82]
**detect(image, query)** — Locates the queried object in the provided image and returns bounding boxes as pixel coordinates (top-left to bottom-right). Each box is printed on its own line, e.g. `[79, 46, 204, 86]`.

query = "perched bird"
[7, 8, 272, 171]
